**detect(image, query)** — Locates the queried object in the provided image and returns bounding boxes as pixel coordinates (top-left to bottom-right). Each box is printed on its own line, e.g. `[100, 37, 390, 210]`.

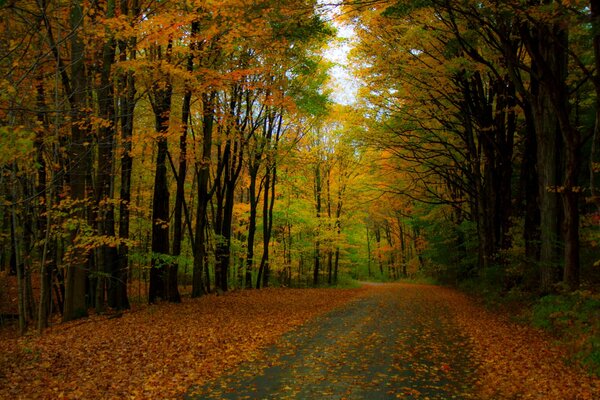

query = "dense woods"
[348, 0, 600, 294]
[0, 0, 598, 359]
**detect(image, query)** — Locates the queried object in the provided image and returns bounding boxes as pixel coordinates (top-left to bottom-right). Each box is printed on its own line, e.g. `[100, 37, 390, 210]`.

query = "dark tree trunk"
[63, 0, 91, 322]
[326, 166, 332, 285]
[313, 161, 322, 286]
[170, 21, 199, 303]
[148, 42, 173, 303]
[366, 226, 372, 278]
[255, 110, 278, 289]
[521, 16, 568, 293]
[192, 92, 215, 297]
[35, 79, 53, 331]
[333, 175, 344, 284]
[246, 166, 258, 288]
[256, 166, 270, 289]
[375, 227, 383, 275]
[214, 94, 245, 292]
[520, 102, 541, 272]
[260, 161, 276, 288]
[217, 177, 236, 292]
[398, 219, 407, 278]
[115, 0, 137, 311]
[95, 12, 118, 311]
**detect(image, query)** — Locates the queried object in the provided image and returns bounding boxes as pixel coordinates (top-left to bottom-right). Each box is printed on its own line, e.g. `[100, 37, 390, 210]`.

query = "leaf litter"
[1, 284, 598, 399]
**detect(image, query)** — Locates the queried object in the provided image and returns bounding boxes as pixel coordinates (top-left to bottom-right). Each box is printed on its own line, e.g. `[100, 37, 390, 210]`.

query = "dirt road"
[188, 284, 477, 399]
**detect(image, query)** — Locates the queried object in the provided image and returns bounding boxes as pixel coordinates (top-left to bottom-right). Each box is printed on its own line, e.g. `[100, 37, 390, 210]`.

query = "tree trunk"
[520, 102, 541, 274]
[521, 18, 567, 293]
[246, 166, 258, 288]
[326, 166, 332, 285]
[366, 226, 372, 278]
[192, 93, 215, 297]
[313, 161, 322, 286]
[261, 161, 277, 288]
[256, 112, 279, 289]
[11, 173, 26, 334]
[95, 5, 118, 311]
[257, 167, 271, 289]
[115, 0, 136, 311]
[148, 42, 173, 303]
[35, 79, 53, 331]
[63, 0, 91, 322]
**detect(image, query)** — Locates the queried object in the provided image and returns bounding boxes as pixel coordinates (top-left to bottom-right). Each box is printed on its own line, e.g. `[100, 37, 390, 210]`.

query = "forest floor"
[0, 283, 599, 399]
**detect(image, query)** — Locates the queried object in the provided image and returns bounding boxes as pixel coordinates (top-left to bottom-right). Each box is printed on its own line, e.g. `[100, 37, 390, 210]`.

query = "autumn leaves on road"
[189, 284, 600, 399]
[1, 284, 599, 399]
[189, 284, 475, 399]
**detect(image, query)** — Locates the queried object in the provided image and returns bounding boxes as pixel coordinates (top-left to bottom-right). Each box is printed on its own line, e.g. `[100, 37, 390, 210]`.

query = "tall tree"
[148, 39, 173, 303]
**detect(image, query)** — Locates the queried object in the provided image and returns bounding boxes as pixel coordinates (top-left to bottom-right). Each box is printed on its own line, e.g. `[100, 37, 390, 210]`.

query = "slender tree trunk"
[375, 227, 383, 275]
[35, 79, 53, 331]
[215, 103, 244, 292]
[333, 180, 344, 284]
[114, 0, 137, 311]
[256, 112, 279, 288]
[521, 102, 541, 274]
[256, 164, 271, 289]
[246, 166, 258, 288]
[192, 93, 215, 297]
[11, 171, 26, 334]
[261, 161, 277, 288]
[313, 161, 322, 286]
[399, 220, 407, 277]
[217, 177, 236, 292]
[366, 226, 372, 278]
[326, 166, 332, 285]
[95, 4, 118, 311]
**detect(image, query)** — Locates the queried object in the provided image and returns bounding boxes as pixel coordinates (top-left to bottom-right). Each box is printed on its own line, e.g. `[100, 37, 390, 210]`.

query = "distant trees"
[351, 0, 599, 292]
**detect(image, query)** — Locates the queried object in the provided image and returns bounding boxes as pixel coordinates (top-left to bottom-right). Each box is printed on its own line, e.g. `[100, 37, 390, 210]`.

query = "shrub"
[532, 291, 600, 376]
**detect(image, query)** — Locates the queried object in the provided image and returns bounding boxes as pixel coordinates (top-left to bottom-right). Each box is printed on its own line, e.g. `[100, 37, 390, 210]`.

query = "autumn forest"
[1, 0, 600, 398]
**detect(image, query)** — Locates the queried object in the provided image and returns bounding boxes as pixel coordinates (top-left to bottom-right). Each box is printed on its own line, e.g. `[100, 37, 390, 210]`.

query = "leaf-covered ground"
[0, 288, 366, 399]
[1, 284, 599, 399]
[189, 283, 599, 399]
[188, 283, 476, 399]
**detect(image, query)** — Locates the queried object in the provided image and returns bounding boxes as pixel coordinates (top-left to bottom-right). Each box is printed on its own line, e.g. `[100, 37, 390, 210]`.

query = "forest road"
[186, 283, 477, 399]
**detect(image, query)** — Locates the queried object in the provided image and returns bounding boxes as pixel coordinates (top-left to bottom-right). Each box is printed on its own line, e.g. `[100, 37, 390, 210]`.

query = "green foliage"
[333, 275, 360, 288]
[0, 126, 36, 169]
[398, 273, 438, 286]
[270, 14, 334, 44]
[532, 291, 600, 376]
[288, 57, 332, 117]
[531, 291, 599, 332]
[420, 213, 478, 283]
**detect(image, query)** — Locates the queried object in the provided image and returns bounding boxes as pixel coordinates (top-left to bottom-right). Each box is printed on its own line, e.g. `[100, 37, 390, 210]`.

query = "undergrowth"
[531, 291, 600, 376]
